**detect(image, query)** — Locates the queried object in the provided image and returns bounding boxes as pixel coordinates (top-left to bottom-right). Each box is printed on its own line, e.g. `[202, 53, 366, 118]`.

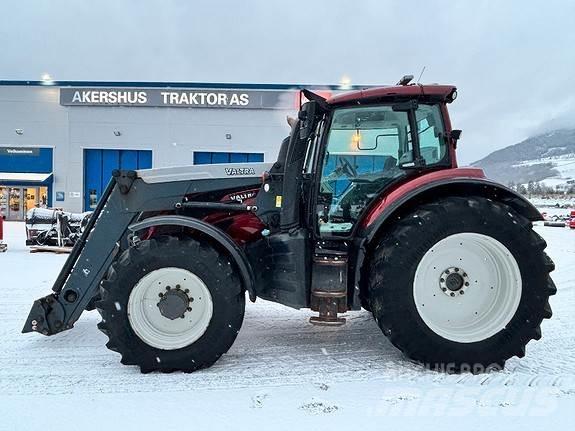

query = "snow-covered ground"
[1, 221, 574, 430]
[529, 198, 574, 221]
[530, 196, 575, 208]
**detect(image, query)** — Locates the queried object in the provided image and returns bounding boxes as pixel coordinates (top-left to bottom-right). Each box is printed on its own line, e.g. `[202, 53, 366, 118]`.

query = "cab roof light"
[397, 75, 414, 86]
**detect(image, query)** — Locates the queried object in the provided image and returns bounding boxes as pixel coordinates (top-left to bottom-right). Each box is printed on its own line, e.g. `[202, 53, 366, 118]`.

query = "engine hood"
[137, 162, 274, 184]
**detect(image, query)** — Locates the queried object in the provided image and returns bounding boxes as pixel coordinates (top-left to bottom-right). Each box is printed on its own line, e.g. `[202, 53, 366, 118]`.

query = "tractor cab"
[254, 80, 461, 323]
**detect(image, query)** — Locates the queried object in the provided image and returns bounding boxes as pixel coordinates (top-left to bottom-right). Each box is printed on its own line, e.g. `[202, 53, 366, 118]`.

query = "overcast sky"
[1, 0, 574, 163]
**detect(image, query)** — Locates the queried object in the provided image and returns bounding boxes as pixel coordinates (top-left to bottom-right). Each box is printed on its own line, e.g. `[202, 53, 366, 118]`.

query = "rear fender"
[129, 215, 257, 301]
[351, 173, 542, 308]
[361, 176, 542, 242]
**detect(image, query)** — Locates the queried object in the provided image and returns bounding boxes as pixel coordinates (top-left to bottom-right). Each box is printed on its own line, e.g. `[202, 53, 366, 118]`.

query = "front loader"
[23, 77, 556, 373]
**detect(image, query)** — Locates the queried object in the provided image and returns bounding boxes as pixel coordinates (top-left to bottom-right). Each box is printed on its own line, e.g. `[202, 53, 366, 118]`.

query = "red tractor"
[569, 210, 575, 229]
[23, 76, 556, 373]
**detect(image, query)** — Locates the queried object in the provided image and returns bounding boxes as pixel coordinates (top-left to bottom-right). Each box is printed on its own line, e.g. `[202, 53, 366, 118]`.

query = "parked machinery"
[25, 208, 92, 247]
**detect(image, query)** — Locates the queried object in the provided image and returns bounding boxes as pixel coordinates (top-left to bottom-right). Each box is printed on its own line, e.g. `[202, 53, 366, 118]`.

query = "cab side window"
[416, 105, 446, 165]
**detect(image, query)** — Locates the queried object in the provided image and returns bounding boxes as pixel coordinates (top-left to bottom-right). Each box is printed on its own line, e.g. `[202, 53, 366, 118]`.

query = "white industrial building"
[0, 81, 343, 219]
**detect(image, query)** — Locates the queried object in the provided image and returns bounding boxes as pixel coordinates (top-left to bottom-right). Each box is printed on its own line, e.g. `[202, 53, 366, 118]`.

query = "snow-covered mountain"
[472, 129, 575, 190]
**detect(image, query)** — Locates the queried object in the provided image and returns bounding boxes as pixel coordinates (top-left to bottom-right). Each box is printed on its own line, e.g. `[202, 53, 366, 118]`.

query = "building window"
[193, 152, 264, 165]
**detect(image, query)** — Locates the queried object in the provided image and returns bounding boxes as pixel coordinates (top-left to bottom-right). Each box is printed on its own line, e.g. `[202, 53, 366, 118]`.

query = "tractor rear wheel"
[368, 196, 556, 372]
[97, 235, 245, 373]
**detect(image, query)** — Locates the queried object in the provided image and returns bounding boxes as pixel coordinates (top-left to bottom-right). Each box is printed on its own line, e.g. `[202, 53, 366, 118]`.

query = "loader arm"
[23, 164, 269, 336]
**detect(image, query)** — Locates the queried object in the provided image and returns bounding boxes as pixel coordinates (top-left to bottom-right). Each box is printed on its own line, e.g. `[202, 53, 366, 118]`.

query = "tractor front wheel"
[97, 236, 245, 373]
[368, 196, 556, 372]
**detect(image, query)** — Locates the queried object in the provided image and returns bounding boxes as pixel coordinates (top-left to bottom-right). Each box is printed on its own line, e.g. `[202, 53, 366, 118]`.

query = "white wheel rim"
[413, 233, 522, 343]
[127, 267, 213, 350]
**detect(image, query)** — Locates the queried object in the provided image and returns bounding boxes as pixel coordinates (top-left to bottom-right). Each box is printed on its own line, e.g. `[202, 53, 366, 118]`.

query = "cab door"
[314, 103, 449, 238]
[314, 105, 412, 237]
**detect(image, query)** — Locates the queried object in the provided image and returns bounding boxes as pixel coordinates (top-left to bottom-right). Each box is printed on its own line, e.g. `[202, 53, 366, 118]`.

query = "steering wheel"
[338, 157, 357, 178]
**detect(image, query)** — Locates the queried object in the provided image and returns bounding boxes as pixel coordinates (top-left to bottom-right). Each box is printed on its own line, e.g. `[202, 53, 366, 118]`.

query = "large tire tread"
[367, 196, 556, 372]
[96, 235, 245, 373]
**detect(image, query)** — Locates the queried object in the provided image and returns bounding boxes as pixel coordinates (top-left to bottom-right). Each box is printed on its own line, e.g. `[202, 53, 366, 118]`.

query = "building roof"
[0, 80, 368, 91]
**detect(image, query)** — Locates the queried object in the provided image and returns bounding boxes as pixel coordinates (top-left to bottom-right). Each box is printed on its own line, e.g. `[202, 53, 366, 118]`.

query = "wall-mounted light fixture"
[225, 133, 232, 140]
[113, 130, 122, 137]
[15, 129, 23, 135]
[41, 73, 54, 85]
[339, 75, 352, 90]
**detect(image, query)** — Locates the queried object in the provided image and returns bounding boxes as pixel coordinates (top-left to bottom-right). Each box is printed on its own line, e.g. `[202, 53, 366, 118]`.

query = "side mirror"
[450, 129, 462, 141]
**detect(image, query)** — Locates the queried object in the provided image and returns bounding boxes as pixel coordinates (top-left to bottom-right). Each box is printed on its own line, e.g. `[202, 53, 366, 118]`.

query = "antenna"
[417, 66, 426, 84]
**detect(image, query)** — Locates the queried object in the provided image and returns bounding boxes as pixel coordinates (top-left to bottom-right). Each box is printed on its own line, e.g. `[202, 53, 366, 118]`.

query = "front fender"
[129, 215, 257, 301]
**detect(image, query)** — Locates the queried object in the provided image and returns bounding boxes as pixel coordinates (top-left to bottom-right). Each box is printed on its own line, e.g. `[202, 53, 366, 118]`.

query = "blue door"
[84, 149, 152, 210]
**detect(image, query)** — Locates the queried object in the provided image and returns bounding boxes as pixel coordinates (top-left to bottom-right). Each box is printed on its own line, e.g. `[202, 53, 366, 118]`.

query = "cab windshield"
[317, 103, 446, 235]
